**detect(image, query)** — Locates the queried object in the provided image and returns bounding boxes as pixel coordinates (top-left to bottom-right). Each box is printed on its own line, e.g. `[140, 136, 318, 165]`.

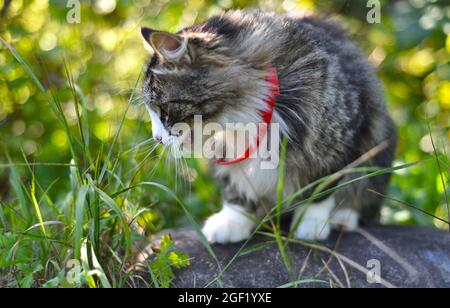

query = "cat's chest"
[216, 160, 280, 202]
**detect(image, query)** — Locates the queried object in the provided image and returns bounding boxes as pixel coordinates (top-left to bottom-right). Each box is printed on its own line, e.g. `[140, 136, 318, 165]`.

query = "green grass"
[0, 38, 217, 288]
[1, 3, 449, 287]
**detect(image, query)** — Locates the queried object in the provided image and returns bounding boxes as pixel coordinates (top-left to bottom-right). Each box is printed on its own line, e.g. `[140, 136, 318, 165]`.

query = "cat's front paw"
[291, 196, 335, 241]
[293, 218, 331, 241]
[202, 204, 256, 244]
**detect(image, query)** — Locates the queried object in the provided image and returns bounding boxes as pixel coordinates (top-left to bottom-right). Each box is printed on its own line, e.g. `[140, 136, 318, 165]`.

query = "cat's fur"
[141, 11, 397, 243]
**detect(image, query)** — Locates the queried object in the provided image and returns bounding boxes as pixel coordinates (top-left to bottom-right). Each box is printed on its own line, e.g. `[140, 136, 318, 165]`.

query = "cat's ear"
[141, 27, 155, 53]
[141, 27, 188, 61]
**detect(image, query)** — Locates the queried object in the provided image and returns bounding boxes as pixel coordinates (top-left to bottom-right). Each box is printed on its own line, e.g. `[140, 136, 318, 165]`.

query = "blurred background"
[0, 0, 449, 240]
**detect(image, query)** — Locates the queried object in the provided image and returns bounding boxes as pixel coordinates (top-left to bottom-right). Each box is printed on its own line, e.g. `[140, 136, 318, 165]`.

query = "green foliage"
[0, 0, 448, 287]
[148, 234, 190, 288]
[0, 231, 45, 287]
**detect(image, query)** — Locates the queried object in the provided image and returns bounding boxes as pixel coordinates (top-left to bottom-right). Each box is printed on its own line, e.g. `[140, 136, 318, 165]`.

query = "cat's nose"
[154, 136, 163, 144]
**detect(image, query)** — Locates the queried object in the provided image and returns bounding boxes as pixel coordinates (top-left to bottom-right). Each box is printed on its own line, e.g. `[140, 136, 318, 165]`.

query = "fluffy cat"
[140, 11, 397, 243]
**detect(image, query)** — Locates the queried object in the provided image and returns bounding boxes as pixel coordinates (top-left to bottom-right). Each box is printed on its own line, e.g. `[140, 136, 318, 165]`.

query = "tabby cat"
[140, 10, 397, 243]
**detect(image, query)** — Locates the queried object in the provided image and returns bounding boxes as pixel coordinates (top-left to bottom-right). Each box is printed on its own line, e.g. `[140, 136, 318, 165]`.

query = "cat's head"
[140, 27, 268, 147]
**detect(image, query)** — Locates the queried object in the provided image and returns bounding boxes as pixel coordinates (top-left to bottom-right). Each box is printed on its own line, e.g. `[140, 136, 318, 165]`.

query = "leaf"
[169, 251, 190, 269]
[31, 173, 47, 236]
[80, 239, 112, 288]
[92, 185, 132, 253]
[74, 185, 89, 260]
[149, 233, 190, 287]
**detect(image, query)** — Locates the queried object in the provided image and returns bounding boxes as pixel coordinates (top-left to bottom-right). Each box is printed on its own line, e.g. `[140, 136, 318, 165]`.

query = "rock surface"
[134, 225, 450, 288]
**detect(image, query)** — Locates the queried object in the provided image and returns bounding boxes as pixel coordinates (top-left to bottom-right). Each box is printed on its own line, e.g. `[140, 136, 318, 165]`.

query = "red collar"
[213, 66, 280, 165]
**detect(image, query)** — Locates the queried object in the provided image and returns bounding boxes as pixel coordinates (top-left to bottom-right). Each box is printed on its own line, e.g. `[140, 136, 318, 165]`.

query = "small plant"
[148, 234, 190, 288]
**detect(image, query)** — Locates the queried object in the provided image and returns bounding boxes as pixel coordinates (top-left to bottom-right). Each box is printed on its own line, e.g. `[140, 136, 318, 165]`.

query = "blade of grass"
[30, 172, 47, 236]
[24, 221, 63, 233]
[74, 84, 90, 149]
[278, 279, 330, 288]
[427, 123, 450, 231]
[274, 137, 292, 271]
[0, 201, 6, 228]
[47, 89, 83, 180]
[19, 149, 58, 214]
[0, 201, 25, 228]
[238, 240, 276, 257]
[147, 264, 160, 288]
[81, 239, 112, 288]
[368, 189, 449, 225]
[313, 141, 389, 195]
[0, 162, 77, 168]
[86, 177, 132, 255]
[74, 185, 89, 260]
[36, 178, 59, 215]
[276, 137, 288, 228]
[64, 60, 86, 150]
[0, 37, 47, 94]
[6, 154, 30, 223]
[16, 233, 68, 246]
[73, 83, 94, 168]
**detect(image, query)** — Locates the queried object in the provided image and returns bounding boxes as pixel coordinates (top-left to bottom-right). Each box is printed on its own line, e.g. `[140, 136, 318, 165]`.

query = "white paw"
[291, 196, 335, 241]
[202, 203, 255, 244]
[331, 208, 359, 231]
[293, 217, 331, 241]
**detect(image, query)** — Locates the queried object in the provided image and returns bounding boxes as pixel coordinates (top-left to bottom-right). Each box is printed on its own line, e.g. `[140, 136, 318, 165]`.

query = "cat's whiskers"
[179, 146, 193, 194]
[171, 144, 180, 191]
[125, 141, 161, 178]
[122, 138, 155, 156]
[147, 146, 167, 180]
[169, 137, 189, 192]
[129, 96, 147, 106]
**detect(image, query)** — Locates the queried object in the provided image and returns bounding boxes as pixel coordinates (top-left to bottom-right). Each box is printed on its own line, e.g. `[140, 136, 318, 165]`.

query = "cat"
[140, 10, 397, 243]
